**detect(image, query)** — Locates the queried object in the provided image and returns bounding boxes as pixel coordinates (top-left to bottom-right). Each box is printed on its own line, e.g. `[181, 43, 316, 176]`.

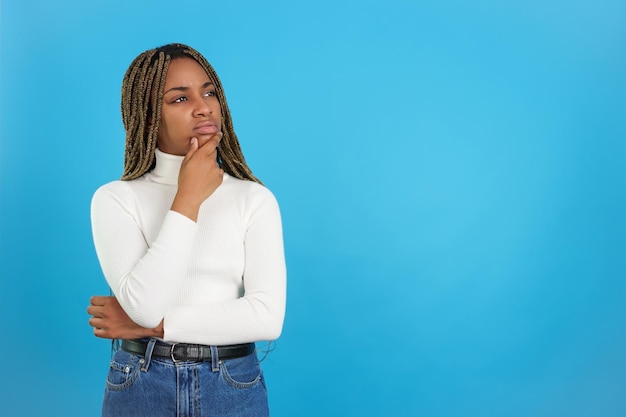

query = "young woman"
[87, 43, 286, 417]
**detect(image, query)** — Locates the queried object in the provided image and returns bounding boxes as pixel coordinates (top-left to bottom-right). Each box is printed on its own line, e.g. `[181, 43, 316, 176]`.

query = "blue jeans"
[101, 339, 269, 417]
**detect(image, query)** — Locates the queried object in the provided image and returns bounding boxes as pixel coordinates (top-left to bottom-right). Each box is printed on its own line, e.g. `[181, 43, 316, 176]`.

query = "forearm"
[163, 291, 286, 345]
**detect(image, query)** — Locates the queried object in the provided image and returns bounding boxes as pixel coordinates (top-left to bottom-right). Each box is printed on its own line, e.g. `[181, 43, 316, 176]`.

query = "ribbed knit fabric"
[91, 149, 286, 345]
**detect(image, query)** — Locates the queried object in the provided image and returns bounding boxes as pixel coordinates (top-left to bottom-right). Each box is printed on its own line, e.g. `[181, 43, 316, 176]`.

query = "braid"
[120, 43, 260, 184]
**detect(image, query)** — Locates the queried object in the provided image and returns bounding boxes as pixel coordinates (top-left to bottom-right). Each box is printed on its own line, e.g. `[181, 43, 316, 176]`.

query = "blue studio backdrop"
[1, 1, 625, 416]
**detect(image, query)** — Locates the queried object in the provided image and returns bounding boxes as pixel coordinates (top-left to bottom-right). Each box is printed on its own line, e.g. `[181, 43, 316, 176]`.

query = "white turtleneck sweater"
[91, 149, 286, 345]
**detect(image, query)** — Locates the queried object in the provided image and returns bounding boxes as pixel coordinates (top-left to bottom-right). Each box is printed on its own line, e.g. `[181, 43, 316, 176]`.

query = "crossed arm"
[87, 134, 221, 341]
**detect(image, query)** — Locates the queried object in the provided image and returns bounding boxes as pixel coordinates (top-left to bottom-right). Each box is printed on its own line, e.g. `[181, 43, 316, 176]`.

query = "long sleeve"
[91, 182, 198, 328]
[163, 186, 287, 345]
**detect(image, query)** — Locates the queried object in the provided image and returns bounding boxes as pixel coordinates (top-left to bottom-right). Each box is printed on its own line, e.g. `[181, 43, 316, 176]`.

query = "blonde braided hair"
[120, 43, 260, 184]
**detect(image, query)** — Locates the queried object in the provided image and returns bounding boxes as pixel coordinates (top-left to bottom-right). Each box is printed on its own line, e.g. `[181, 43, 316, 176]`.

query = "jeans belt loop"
[141, 338, 158, 372]
[210, 345, 219, 372]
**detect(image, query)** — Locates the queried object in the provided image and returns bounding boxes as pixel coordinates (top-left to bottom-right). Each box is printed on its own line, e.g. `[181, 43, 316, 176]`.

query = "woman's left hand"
[87, 296, 164, 340]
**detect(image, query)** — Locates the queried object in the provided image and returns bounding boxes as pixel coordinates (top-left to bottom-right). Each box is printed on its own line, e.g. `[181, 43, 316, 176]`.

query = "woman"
[87, 43, 286, 417]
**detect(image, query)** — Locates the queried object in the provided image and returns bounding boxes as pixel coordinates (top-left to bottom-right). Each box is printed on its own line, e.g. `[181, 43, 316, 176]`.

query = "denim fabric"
[101, 341, 269, 417]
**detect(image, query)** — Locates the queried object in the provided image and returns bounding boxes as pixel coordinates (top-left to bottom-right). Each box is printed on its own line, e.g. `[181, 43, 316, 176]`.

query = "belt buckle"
[170, 343, 180, 363]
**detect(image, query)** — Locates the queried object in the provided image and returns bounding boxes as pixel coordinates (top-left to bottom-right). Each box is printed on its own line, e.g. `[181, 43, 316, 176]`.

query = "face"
[157, 57, 222, 155]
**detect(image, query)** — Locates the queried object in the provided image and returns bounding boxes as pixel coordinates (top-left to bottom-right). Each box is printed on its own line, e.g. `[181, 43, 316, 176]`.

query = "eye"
[203, 90, 217, 97]
[173, 96, 188, 103]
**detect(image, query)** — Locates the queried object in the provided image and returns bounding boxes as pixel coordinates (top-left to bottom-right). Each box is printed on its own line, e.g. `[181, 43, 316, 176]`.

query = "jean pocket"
[105, 349, 143, 391]
[220, 353, 264, 389]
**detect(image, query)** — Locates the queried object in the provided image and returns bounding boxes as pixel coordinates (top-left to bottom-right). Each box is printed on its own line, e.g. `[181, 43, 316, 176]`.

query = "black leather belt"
[121, 339, 255, 362]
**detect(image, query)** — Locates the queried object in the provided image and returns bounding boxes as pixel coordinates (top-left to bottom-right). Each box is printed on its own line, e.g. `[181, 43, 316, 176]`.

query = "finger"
[90, 295, 110, 306]
[87, 305, 104, 317]
[88, 317, 105, 328]
[185, 137, 199, 160]
[93, 327, 110, 339]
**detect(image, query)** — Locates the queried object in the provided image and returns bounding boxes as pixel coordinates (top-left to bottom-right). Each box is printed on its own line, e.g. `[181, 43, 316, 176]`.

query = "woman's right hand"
[88, 296, 164, 340]
[171, 132, 224, 221]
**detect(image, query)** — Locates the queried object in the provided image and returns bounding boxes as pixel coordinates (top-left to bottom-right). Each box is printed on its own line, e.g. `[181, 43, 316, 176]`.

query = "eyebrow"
[164, 81, 214, 95]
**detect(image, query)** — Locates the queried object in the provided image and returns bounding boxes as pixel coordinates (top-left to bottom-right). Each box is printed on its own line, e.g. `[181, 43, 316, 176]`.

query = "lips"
[193, 121, 219, 135]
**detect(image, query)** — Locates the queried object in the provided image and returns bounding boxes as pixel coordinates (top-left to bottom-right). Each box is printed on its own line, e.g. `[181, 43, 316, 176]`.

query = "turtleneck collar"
[147, 148, 230, 186]
[149, 148, 184, 185]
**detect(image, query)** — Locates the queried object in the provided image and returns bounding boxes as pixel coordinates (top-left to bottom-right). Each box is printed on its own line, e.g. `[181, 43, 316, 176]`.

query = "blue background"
[1, 1, 625, 416]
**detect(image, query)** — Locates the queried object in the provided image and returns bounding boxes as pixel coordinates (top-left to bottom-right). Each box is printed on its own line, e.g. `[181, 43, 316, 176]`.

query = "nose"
[192, 96, 211, 117]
